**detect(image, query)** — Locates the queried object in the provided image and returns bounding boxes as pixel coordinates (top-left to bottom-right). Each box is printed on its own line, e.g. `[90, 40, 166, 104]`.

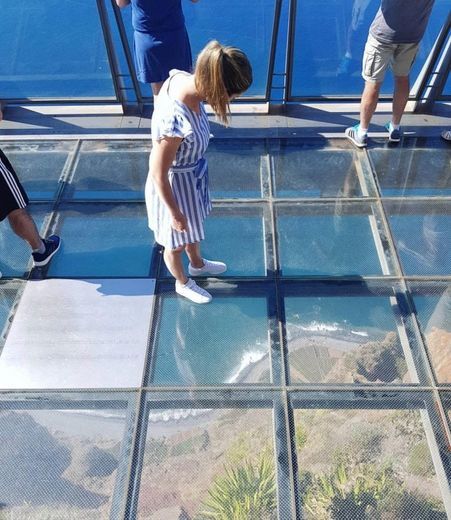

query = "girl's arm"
[115, 0, 131, 8]
[150, 137, 187, 232]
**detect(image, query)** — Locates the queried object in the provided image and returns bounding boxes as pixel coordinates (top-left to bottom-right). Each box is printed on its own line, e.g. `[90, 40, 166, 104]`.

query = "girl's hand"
[171, 211, 188, 232]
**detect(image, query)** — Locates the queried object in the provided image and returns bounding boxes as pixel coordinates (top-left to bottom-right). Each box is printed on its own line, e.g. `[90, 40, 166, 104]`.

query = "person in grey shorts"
[345, 0, 435, 148]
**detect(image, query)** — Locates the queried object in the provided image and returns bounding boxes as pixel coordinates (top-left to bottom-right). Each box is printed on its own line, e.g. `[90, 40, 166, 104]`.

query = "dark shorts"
[133, 26, 192, 84]
[0, 149, 29, 222]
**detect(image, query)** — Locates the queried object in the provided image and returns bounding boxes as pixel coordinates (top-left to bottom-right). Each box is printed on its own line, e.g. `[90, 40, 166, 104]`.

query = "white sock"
[390, 121, 400, 130]
[32, 239, 45, 254]
[357, 125, 368, 137]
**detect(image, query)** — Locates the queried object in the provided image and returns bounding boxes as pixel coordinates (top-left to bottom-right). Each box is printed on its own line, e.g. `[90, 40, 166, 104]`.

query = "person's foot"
[337, 56, 352, 76]
[345, 125, 367, 148]
[441, 130, 451, 142]
[32, 235, 61, 267]
[188, 259, 227, 277]
[175, 278, 212, 304]
[385, 122, 402, 143]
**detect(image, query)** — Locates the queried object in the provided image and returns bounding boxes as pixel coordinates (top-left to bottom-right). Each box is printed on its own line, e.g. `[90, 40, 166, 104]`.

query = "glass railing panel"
[290, 0, 450, 98]
[1, 1, 115, 99]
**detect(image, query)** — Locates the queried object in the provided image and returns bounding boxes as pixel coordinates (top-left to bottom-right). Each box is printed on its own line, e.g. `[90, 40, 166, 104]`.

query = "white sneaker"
[188, 259, 227, 277]
[175, 278, 212, 304]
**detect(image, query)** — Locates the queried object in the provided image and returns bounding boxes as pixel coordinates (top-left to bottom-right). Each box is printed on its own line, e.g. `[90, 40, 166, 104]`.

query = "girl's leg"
[163, 245, 188, 284]
[185, 242, 204, 269]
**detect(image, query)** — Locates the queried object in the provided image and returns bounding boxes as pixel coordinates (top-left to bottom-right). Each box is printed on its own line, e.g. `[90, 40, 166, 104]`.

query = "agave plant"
[304, 461, 393, 520]
[198, 454, 277, 520]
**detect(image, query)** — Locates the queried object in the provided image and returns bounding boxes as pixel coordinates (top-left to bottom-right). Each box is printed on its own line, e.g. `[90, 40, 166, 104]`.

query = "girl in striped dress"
[145, 40, 252, 303]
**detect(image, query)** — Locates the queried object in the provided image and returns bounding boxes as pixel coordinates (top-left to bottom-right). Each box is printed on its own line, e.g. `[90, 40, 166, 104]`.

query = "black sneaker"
[32, 235, 61, 267]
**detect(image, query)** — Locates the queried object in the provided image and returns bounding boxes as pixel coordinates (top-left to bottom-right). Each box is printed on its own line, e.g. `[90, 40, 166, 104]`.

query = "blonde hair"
[194, 40, 252, 125]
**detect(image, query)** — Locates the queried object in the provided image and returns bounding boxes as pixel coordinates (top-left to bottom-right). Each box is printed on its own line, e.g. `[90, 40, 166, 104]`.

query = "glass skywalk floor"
[0, 137, 450, 519]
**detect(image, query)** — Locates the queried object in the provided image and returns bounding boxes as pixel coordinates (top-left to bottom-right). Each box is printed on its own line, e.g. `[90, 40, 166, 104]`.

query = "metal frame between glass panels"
[0, 136, 450, 519]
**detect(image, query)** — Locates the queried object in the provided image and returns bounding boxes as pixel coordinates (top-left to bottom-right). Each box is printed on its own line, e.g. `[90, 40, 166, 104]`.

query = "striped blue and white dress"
[145, 70, 212, 250]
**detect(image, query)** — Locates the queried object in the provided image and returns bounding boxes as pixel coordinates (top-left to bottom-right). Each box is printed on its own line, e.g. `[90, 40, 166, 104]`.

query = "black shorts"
[0, 148, 29, 222]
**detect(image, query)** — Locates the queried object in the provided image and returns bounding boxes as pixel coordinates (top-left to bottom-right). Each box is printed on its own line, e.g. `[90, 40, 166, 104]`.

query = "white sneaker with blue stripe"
[345, 124, 367, 148]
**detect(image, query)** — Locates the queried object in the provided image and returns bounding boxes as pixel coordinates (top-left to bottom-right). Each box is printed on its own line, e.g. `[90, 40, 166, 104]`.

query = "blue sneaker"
[345, 125, 367, 148]
[337, 56, 352, 76]
[32, 235, 61, 267]
[385, 122, 401, 143]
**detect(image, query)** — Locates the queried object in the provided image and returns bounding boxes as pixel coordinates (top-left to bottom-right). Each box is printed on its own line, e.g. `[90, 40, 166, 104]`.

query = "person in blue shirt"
[116, 0, 199, 96]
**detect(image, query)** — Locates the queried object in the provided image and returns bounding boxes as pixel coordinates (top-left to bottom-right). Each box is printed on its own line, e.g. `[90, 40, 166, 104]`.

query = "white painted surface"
[0, 278, 155, 389]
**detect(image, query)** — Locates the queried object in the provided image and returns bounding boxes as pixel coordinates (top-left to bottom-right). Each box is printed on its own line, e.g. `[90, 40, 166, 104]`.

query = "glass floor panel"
[285, 288, 413, 384]
[160, 205, 270, 278]
[64, 141, 150, 201]
[0, 204, 51, 278]
[384, 201, 451, 276]
[0, 392, 136, 520]
[0, 137, 450, 519]
[151, 293, 271, 385]
[207, 139, 266, 199]
[137, 402, 275, 519]
[276, 202, 390, 276]
[293, 406, 447, 519]
[369, 139, 451, 197]
[410, 282, 451, 384]
[0, 281, 23, 350]
[0, 141, 74, 201]
[272, 141, 372, 198]
[48, 203, 152, 277]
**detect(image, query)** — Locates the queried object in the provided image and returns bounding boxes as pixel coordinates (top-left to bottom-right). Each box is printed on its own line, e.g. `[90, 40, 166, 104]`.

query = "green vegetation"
[198, 453, 277, 520]
[408, 442, 435, 478]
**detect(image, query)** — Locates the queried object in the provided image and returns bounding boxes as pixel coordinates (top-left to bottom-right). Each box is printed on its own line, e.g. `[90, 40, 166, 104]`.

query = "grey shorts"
[362, 33, 419, 83]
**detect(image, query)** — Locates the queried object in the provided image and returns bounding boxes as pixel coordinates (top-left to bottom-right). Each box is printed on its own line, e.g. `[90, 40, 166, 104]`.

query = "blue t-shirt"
[131, 0, 185, 33]
[370, 0, 435, 44]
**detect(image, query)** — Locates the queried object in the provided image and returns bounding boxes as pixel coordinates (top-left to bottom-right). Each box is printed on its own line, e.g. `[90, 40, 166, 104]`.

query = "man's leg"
[360, 80, 382, 130]
[392, 75, 409, 126]
[8, 208, 43, 250]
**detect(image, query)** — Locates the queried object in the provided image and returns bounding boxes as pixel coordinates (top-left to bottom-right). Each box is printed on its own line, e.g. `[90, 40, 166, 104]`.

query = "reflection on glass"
[152, 297, 270, 385]
[291, 0, 448, 97]
[292, 0, 379, 96]
[413, 286, 451, 383]
[286, 295, 410, 384]
[0, 408, 127, 519]
[138, 408, 275, 518]
[295, 408, 446, 519]
[370, 146, 451, 197]
[387, 209, 450, 276]
[48, 204, 152, 277]
[336, 0, 377, 77]
[273, 148, 363, 198]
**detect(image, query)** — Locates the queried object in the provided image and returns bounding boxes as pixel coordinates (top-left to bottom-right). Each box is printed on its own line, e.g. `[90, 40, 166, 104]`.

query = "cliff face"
[425, 328, 451, 382]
